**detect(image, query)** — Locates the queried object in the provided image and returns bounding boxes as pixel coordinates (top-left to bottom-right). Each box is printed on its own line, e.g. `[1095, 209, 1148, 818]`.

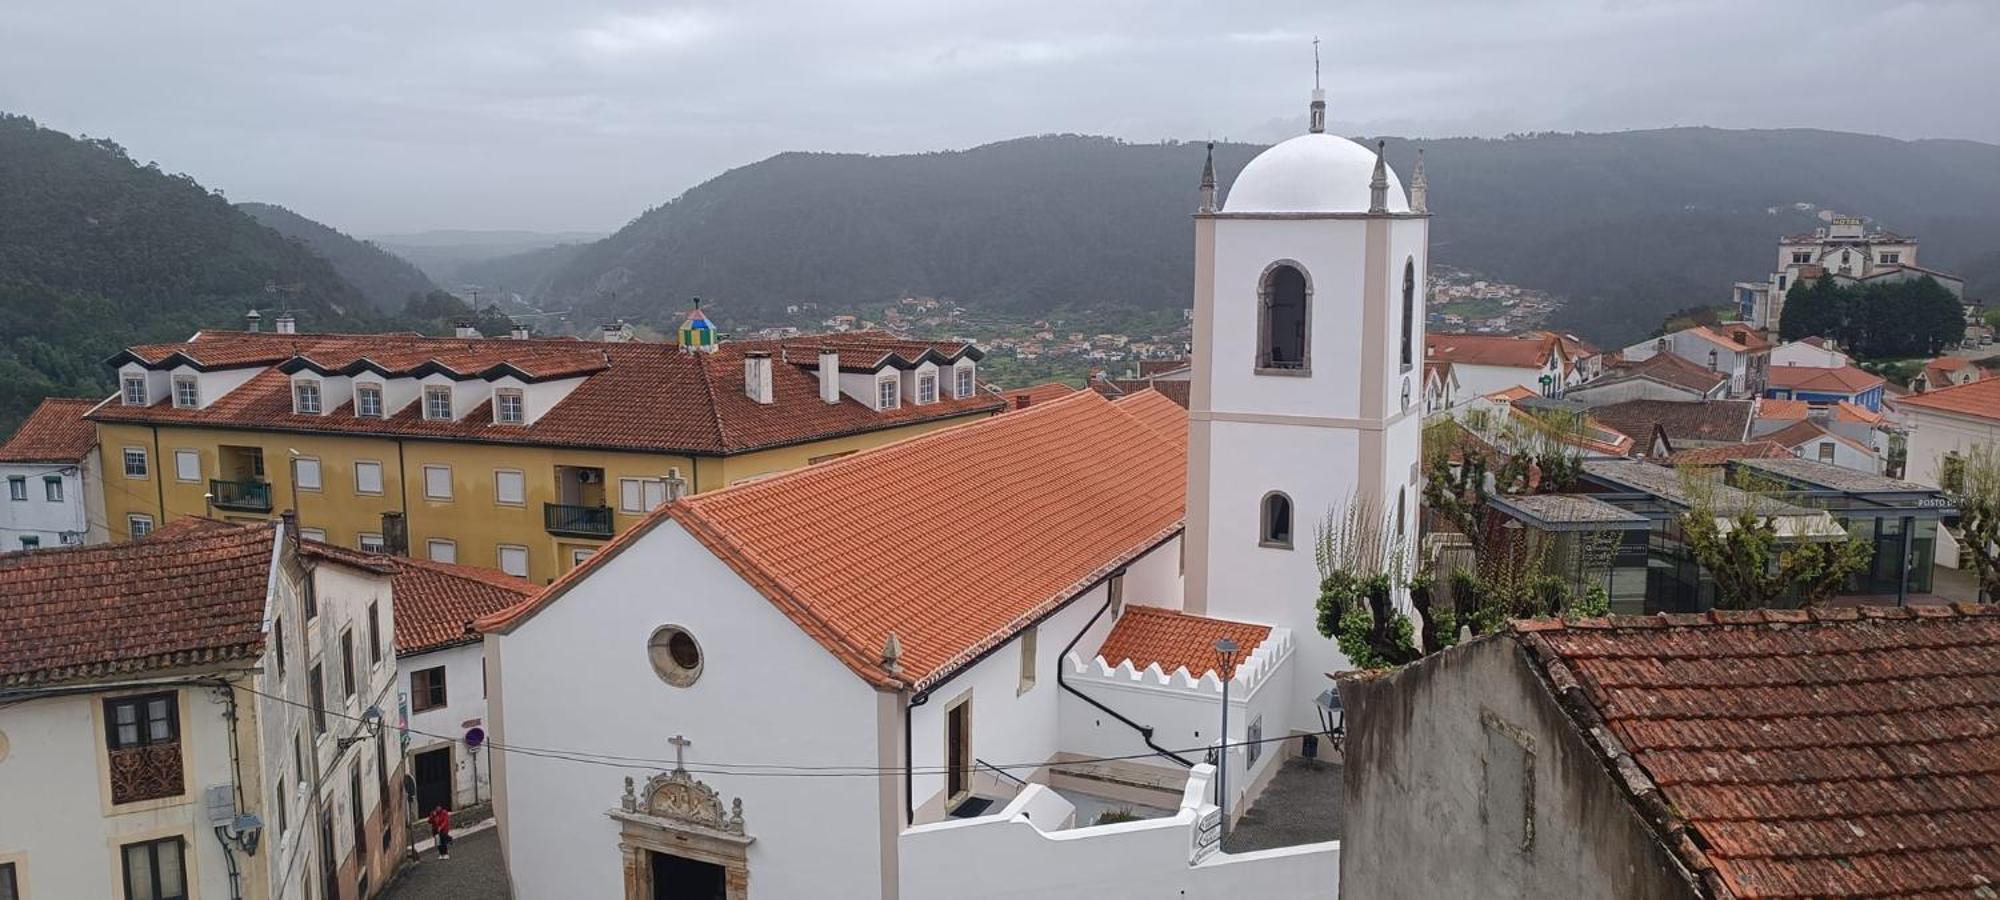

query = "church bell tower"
[1183, 92, 1430, 727]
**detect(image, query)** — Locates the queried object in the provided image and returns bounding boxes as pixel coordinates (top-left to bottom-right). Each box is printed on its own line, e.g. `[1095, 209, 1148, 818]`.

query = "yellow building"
[89, 325, 1000, 582]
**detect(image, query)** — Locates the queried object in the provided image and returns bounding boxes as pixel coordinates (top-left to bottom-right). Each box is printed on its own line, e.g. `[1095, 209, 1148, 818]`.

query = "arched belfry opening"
[1257, 262, 1311, 372]
[1400, 258, 1417, 372]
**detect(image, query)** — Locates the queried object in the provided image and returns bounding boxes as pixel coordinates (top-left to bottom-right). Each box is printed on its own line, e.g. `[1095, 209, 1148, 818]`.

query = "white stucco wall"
[0, 461, 90, 549]
[1770, 342, 1852, 369]
[400, 641, 493, 808]
[1903, 407, 2000, 487]
[492, 520, 887, 900]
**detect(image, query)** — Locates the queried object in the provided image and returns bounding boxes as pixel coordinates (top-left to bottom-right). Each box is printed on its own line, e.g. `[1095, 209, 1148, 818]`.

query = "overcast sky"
[3, 1, 1993, 235]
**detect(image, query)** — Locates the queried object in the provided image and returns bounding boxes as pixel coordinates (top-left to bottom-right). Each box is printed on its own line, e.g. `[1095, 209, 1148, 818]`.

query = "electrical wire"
[228, 681, 1314, 779]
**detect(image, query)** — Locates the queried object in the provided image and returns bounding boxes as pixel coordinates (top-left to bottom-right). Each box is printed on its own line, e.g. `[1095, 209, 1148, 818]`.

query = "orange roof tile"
[1513, 608, 2000, 899]
[1754, 398, 1810, 421]
[1898, 375, 2000, 422]
[1667, 441, 1794, 466]
[1426, 332, 1562, 369]
[90, 330, 1001, 455]
[0, 520, 276, 687]
[1831, 401, 1885, 426]
[1001, 381, 1077, 410]
[383, 556, 538, 654]
[0, 397, 101, 463]
[481, 390, 1186, 690]
[1759, 419, 1871, 455]
[1114, 390, 1187, 446]
[1765, 365, 1883, 395]
[1097, 606, 1270, 679]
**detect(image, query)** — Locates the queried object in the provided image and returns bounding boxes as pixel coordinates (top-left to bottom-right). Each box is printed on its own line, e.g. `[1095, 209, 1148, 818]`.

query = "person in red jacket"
[428, 806, 452, 859]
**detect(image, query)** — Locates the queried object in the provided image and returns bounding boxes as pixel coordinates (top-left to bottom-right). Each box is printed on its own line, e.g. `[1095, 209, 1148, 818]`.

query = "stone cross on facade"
[669, 734, 692, 773]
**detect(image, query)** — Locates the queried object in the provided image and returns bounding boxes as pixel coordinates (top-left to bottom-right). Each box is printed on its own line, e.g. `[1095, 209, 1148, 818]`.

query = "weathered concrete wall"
[1336, 636, 1698, 900]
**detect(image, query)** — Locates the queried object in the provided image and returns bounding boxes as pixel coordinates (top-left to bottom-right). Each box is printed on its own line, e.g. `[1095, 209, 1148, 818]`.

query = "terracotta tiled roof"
[1136, 359, 1190, 378]
[1766, 365, 1884, 395]
[1603, 353, 1729, 394]
[90, 330, 1001, 455]
[0, 397, 101, 463]
[1426, 332, 1561, 369]
[1096, 606, 1270, 679]
[1898, 376, 2000, 422]
[1115, 390, 1188, 445]
[482, 390, 1186, 690]
[1831, 401, 1885, 426]
[384, 556, 537, 655]
[1760, 419, 1872, 455]
[1105, 378, 1191, 409]
[1688, 325, 1771, 354]
[1667, 441, 1794, 467]
[0, 521, 277, 687]
[1512, 607, 2000, 899]
[1755, 398, 1811, 421]
[1590, 400, 1752, 446]
[1486, 385, 1539, 403]
[1002, 382, 1078, 410]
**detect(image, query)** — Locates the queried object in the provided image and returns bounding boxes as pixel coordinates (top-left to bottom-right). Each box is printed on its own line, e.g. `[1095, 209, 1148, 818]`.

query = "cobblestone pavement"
[1223, 756, 1344, 853]
[380, 826, 512, 900]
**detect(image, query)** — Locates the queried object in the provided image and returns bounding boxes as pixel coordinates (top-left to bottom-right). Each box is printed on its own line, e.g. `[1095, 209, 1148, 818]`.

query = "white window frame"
[299, 527, 327, 542]
[497, 544, 530, 578]
[6, 476, 23, 501]
[44, 474, 63, 502]
[174, 449, 201, 483]
[172, 374, 200, 409]
[917, 372, 938, 405]
[358, 533, 385, 553]
[494, 388, 525, 425]
[423, 464, 453, 500]
[494, 469, 526, 506]
[294, 456, 322, 491]
[955, 366, 975, 399]
[122, 375, 149, 406]
[355, 384, 384, 419]
[127, 513, 154, 538]
[122, 447, 149, 479]
[293, 379, 323, 415]
[423, 386, 453, 421]
[353, 460, 384, 496]
[426, 539, 458, 564]
[877, 376, 900, 410]
[619, 477, 668, 514]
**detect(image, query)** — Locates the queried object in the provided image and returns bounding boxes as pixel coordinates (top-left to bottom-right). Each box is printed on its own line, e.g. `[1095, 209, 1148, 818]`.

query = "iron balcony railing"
[544, 502, 614, 537]
[209, 478, 273, 512]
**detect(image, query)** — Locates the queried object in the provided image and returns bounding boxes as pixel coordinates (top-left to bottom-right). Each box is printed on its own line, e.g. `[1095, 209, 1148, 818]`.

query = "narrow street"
[380, 826, 512, 900]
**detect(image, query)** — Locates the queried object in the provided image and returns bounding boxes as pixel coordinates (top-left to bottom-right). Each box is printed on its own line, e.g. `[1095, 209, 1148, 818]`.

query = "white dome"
[1223, 133, 1408, 214]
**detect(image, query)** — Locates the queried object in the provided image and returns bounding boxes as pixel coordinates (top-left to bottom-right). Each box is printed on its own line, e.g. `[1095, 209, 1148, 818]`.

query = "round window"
[648, 625, 704, 687]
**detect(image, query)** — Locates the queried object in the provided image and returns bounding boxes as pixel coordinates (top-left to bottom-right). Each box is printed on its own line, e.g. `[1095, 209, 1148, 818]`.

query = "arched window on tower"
[1259, 492, 1294, 549]
[1400, 259, 1416, 372]
[1257, 263, 1311, 372]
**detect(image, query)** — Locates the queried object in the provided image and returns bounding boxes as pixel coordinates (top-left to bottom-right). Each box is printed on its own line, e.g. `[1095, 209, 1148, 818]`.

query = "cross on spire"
[1313, 36, 1321, 90]
[669, 734, 692, 772]
[1308, 37, 1327, 134]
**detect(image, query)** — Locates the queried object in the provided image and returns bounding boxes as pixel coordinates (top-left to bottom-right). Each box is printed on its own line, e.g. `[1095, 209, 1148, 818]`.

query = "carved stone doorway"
[613, 769, 753, 900]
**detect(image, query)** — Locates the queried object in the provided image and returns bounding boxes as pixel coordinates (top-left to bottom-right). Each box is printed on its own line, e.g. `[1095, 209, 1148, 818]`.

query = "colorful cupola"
[678, 300, 717, 353]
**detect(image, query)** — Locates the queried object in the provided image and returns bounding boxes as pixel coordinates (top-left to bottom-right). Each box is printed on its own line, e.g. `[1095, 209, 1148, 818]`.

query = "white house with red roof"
[1619, 324, 1771, 398]
[1897, 377, 2000, 487]
[0, 397, 106, 549]
[475, 89, 1422, 899]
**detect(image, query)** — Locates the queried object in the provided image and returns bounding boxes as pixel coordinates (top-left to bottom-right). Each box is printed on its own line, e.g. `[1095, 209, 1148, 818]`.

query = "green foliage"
[1778, 276, 1966, 359]
[237, 202, 435, 309]
[1944, 444, 2000, 601]
[1678, 506, 1873, 609]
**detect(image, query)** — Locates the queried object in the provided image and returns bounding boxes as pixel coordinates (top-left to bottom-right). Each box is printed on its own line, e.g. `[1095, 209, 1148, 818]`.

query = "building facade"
[86, 328, 1000, 582]
[1741, 216, 1921, 331]
[0, 397, 106, 550]
[0, 518, 407, 900]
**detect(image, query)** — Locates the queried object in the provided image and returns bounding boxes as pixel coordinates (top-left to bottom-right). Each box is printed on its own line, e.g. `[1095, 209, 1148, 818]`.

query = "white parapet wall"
[1060, 628, 1296, 814]
[900, 764, 1339, 899]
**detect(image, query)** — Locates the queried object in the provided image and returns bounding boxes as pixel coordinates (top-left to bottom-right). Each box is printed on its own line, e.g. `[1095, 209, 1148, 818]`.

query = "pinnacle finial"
[1308, 37, 1326, 134]
[1410, 147, 1428, 215]
[1368, 140, 1389, 214]
[1198, 142, 1218, 213]
[881, 631, 904, 676]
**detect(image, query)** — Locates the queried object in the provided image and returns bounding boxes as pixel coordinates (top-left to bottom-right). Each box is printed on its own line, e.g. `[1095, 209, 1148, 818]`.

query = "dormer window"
[917, 372, 938, 405]
[293, 380, 322, 415]
[495, 388, 525, 425]
[172, 375, 199, 409]
[955, 366, 975, 399]
[355, 385, 383, 418]
[423, 386, 452, 421]
[877, 376, 900, 410]
[122, 375, 148, 406]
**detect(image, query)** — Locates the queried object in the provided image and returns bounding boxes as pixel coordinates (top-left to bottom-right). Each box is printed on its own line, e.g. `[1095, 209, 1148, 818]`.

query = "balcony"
[545, 502, 613, 538]
[209, 478, 273, 512]
[108, 743, 184, 804]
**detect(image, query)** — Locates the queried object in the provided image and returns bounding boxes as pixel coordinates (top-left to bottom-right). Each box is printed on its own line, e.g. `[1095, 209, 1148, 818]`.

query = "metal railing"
[975, 758, 1029, 788]
[543, 502, 613, 537]
[209, 478, 272, 512]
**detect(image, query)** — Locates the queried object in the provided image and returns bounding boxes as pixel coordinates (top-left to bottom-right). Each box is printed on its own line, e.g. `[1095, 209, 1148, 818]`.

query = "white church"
[478, 86, 1428, 900]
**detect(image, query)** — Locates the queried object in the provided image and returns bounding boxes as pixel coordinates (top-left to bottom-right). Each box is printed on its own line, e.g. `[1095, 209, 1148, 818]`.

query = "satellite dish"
[464, 726, 486, 749]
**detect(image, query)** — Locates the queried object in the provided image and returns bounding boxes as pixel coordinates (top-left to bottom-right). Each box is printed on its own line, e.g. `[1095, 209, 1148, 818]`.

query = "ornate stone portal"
[611, 765, 753, 900]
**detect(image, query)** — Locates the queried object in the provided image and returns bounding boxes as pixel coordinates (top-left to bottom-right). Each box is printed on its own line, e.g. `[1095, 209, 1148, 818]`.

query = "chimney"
[245, 309, 263, 333]
[274, 313, 296, 335]
[817, 348, 841, 404]
[1014, 394, 1032, 410]
[454, 319, 480, 339]
[510, 325, 531, 340]
[743, 351, 774, 404]
[380, 511, 408, 556]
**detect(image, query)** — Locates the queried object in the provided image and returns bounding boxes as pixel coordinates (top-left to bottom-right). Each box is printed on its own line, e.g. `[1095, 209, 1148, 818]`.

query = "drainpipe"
[1057, 593, 1196, 768]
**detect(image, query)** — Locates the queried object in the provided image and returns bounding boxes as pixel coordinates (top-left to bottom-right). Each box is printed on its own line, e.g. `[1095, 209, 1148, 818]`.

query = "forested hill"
[238, 201, 435, 308]
[0, 114, 369, 431]
[535, 129, 2000, 348]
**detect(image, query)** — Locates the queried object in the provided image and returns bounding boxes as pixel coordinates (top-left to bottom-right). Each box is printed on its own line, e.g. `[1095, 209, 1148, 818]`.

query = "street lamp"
[1214, 637, 1241, 838]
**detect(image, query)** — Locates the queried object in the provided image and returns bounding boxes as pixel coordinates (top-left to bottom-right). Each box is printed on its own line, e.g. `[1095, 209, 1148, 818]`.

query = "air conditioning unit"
[577, 470, 602, 485]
